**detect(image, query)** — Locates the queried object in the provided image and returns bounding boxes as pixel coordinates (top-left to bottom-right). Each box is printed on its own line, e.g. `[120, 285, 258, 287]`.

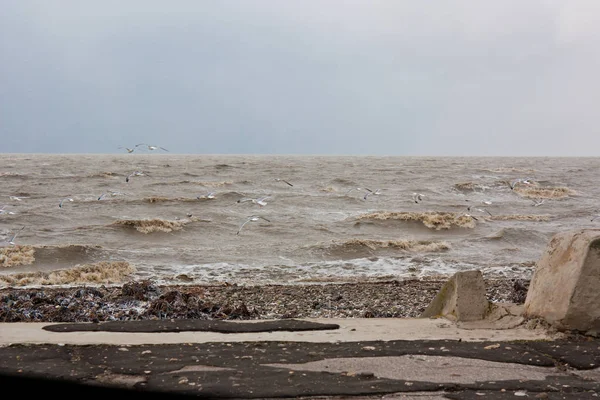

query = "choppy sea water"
[1, 154, 598, 287]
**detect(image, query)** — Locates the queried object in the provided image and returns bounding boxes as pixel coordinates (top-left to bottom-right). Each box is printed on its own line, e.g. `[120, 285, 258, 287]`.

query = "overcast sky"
[1, 1, 599, 155]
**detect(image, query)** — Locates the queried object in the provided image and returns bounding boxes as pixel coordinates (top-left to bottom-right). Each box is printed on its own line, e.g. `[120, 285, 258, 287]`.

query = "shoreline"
[0, 277, 529, 322]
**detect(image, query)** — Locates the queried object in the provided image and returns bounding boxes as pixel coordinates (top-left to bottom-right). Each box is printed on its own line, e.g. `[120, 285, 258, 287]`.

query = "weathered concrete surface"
[524, 229, 600, 334]
[0, 338, 599, 399]
[457, 303, 525, 330]
[421, 271, 489, 322]
[265, 355, 558, 384]
[0, 318, 554, 346]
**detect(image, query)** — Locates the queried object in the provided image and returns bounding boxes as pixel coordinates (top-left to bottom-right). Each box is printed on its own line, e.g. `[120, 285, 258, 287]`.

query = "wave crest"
[454, 182, 488, 192]
[112, 217, 198, 233]
[355, 212, 476, 230]
[1, 245, 35, 268]
[0, 261, 135, 287]
[514, 187, 574, 199]
[329, 239, 450, 252]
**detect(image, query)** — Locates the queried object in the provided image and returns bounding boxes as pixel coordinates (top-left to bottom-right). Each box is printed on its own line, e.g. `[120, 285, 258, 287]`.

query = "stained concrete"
[0, 338, 599, 398]
[524, 229, 600, 334]
[0, 318, 553, 346]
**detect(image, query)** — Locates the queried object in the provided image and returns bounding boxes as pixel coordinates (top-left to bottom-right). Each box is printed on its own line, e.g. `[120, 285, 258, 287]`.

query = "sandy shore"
[0, 277, 529, 322]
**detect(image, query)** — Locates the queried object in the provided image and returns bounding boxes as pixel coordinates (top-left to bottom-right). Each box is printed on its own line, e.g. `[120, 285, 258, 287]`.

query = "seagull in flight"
[363, 188, 382, 200]
[5, 226, 25, 245]
[59, 197, 74, 208]
[98, 191, 126, 200]
[125, 171, 147, 182]
[0, 205, 16, 215]
[275, 178, 293, 187]
[463, 213, 479, 221]
[467, 206, 493, 217]
[136, 143, 169, 152]
[236, 215, 271, 235]
[346, 187, 365, 196]
[412, 193, 425, 203]
[237, 196, 271, 207]
[531, 198, 545, 207]
[509, 178, 533, 190]
[197, 192, 216, 200]
[8, 196, 29, 201]
[118, 147, 135, 153]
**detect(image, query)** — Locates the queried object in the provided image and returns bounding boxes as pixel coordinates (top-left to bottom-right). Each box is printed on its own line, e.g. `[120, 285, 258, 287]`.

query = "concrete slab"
[264, 355, 563, 384]
[1, 337, 598, 399]
[0, 318, 554, 346]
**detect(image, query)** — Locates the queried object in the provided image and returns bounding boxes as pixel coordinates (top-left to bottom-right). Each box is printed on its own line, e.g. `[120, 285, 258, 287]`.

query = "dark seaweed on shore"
[0, 280, 259, 323]
[0, 279, 529, 323]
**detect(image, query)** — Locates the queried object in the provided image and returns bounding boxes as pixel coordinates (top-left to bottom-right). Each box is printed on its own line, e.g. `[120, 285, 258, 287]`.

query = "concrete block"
[524, 229, 600, 334]
[421, 270, 489, 322]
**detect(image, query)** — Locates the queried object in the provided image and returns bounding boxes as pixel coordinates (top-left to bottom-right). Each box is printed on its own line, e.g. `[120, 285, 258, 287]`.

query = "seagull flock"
[2, 154, 598, 245]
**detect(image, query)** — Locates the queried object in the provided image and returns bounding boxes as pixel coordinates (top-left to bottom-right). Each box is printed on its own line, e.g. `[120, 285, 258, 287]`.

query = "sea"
[1, 154, 598, 288]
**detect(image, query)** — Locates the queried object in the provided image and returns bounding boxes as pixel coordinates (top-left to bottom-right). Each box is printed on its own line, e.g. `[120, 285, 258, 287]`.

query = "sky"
[1, 1, 600, 156]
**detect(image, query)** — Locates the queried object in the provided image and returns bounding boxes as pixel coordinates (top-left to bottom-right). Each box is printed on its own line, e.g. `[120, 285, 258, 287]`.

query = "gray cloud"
[1, 1, 599, 155]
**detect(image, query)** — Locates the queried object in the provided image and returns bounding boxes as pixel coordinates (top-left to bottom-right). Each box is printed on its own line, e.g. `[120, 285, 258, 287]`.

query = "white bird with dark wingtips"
[98, 191, 126, 200]
[346, 187, 365, 196]
[0, 206, 16, 215]
[118, 146, 135, 153]
[236, 215, 271, 235]
[509, 178, 533, 190]
[463, 213, 479, 221]
[197, 192, 216, 200]
[126, 171, 147, 182]
[363, 188, 381, 200]
[531, 198, 545, 207]
[237, 196, 271, 207]
[412, 193, 425, 203]
[467, 206, 493, 217]
[136, 143, 169, 152]
[6, 226, 25, 245]
[9, 196, 29, 201]
[59, 197, 74, 208]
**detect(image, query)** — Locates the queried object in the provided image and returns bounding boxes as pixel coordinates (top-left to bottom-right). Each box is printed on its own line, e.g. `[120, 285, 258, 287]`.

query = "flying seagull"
[197, 192, 216, 200]
[136, 143, 169, 152]
[9, 196, 29, 201]
[346, 187, 364, 196]
[98, 191, 126, 200]
[531, 198, 545, 207]
[0, 205, 16, 215]
[467, 206, 493, 217]
[412, 193, 425, 203]
[363, 188, 381, 200]
[466, 199, 493, 205]
[509, 178, 533, 190]
[237, 196, 271, 207]
[126, 171, 147, 182]
[463, 213, 479, 221]
[275, 178, 293, 187]
[118, 147, 135, 153]
[236, 215, 271, 235]
[59, 197, 74, 208]
[6, 226, 25, 245]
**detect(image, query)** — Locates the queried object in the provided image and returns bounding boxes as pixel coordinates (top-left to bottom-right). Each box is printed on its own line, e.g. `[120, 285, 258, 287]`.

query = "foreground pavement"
[0, 318, 599, 399]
